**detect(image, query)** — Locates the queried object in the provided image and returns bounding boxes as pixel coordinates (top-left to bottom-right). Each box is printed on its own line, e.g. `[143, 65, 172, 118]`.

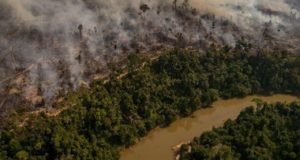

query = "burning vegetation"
[0, 0, 299, 117]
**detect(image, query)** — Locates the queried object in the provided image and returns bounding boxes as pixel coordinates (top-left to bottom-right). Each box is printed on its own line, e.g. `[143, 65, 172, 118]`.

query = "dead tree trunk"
[78, 24, 83, 40]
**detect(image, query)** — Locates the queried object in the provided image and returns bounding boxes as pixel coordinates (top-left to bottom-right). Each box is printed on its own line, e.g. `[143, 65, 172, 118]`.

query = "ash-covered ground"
[0, 0, 299, 117]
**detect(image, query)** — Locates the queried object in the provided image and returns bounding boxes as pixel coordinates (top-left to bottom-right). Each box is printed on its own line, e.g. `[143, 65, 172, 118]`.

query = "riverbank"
[120, 94, 299, 160]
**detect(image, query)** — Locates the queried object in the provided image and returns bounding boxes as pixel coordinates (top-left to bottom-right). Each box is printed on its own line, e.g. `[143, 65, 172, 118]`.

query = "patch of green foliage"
[1, 43, 300, 159]
[179, 102, 300, 160]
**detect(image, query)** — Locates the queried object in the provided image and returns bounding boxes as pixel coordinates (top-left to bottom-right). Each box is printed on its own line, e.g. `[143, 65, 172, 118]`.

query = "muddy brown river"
[120, 95, 299, 160]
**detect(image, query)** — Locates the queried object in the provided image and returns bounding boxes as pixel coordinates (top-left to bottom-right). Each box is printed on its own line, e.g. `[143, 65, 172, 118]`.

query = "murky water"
[120, 95, 299, 160]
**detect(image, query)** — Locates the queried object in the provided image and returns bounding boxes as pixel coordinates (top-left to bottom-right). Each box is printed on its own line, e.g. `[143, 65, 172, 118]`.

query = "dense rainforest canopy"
[179, 102, 300, 160]
[1, 42, 300, 159]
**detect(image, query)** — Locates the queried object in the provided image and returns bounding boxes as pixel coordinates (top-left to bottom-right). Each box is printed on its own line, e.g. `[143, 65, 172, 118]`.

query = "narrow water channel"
[120, 95, 299, 160]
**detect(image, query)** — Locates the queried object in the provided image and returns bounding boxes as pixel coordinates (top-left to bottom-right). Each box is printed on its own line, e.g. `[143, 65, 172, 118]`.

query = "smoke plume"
[0, 0, 299, 110]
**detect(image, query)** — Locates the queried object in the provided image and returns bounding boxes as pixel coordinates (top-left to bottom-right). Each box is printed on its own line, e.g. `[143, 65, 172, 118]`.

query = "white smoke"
[0, 0, 299, 107]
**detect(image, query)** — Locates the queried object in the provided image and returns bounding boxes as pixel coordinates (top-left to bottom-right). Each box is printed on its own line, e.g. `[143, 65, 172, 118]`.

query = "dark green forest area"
[179, 102, 300, 160]
[1, 43, 300, 160]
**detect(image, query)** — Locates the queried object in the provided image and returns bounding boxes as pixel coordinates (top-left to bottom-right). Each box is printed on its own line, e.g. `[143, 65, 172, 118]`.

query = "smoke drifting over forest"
[0, 0, 299, 110]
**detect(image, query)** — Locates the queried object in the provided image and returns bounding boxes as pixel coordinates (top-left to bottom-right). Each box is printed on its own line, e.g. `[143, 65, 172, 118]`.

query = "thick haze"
[0, 0, 299, 107]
